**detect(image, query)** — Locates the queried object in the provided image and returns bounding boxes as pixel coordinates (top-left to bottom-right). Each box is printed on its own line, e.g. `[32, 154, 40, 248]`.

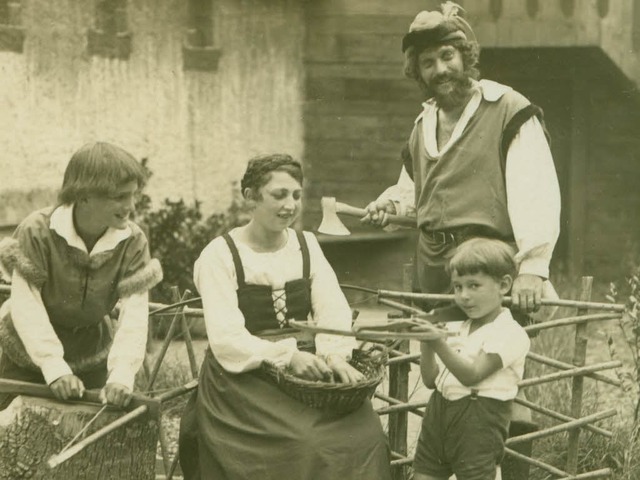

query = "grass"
[523, 305, 640, 479]
[142, 275, 640, 479]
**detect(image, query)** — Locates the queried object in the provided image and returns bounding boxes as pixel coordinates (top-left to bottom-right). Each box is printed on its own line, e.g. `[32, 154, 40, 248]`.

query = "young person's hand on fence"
[100, 382, 132, 408]
[50, 374, 85, 401]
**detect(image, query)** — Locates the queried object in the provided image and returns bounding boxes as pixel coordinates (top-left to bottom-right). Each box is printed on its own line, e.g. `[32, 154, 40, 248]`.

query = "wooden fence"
[0, 277, 629, 479]
[374, 275, 625, 480]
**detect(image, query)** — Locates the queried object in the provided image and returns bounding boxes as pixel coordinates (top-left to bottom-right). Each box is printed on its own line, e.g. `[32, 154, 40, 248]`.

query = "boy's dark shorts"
[413, 390, 511, 480]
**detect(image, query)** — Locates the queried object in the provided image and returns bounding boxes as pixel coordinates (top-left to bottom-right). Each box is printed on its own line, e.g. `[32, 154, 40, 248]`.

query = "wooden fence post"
[566, 276, 593, 473]
[388, 263, 413, 480]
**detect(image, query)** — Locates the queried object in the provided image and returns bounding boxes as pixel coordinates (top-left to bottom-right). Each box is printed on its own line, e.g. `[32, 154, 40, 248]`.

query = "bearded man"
[363, 3, 560, 317]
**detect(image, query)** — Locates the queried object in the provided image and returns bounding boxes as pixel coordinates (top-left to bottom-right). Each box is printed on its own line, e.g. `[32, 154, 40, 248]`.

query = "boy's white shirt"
[434, 308, 531, 401]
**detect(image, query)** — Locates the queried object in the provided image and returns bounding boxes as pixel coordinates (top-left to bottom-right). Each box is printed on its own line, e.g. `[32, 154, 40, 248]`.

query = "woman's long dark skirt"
[179, 349, 392, 480]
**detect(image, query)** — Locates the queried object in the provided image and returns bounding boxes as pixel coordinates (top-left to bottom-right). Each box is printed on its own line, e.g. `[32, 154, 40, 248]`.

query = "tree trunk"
[0, 396, 157, 479]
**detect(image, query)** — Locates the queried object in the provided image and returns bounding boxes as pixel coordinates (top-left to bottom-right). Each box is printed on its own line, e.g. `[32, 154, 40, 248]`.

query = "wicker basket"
[260, 349, 387, 415]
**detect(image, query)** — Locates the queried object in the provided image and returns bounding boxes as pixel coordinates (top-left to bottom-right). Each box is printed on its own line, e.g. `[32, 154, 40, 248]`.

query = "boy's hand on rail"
[100, 383, 132, 408]
[50, 374, 85, 401]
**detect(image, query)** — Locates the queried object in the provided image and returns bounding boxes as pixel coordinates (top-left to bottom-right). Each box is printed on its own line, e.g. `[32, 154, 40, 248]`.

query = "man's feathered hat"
[402, 2, 476, 53]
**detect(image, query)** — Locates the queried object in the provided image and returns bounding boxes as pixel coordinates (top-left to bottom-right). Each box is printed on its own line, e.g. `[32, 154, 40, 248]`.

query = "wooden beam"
[567, 277, 593, 473]
[506, 408, 617, 445]
[504, 448, 611, 479]
[526, 351, 620, 386]
[518, 361, 620, 388]
[514, 397, 612, 437]
[567, 69, 590, 276]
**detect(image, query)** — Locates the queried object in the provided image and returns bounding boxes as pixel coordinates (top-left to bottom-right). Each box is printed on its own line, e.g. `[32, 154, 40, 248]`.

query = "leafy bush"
[137, 196, 250, 304]
[607, 269, 640, 422]
[523, 270, 640, 479]
[135, 160, 251, 305]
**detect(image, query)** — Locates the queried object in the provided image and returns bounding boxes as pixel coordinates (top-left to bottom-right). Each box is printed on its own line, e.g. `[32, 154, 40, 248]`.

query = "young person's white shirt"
[434, 308, 530, 401]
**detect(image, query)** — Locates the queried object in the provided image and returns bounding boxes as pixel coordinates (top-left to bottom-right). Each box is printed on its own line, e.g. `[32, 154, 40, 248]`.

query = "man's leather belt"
[421, 225, 514, 246]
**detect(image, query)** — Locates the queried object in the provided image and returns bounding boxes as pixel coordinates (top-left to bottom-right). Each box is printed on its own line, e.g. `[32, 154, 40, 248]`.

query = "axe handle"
[0, 378, 100, 402]
[335, 202, 416, 227]
[0, 378, 155, 412]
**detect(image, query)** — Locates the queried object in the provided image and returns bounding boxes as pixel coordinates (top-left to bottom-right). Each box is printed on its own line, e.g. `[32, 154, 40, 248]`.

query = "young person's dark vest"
[222, 231, 311, 334]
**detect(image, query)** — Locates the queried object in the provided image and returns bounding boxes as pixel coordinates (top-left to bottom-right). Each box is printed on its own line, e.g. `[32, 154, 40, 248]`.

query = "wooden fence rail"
[374, 275, 624, 480]
[0, 278, 628, 479]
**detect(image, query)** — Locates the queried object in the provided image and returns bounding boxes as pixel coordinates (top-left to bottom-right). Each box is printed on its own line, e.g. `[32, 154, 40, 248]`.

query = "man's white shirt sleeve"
[505, 116, 561, 279]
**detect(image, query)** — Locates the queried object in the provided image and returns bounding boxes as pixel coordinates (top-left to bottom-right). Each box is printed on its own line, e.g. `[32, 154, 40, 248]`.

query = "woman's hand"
[289, 351, 334, 382]
[50, 374, 85, 401]
[100, 383, 132, 408]
[326, 355, 365, 384]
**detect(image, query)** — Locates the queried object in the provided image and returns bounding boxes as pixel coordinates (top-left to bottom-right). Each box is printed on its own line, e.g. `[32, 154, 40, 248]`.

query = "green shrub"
[138, 196, 250, 304]
[135, 160, 251, 305]
[607, 268, 640, 422]
[524, 270, 639, 479]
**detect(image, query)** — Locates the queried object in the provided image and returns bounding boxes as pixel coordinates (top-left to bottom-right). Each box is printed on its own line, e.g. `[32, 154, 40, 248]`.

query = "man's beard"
[424, 70, 474, 110]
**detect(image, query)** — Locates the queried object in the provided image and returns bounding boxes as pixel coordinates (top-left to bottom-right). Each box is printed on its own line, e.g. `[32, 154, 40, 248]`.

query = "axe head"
[318, 197, 350, 236]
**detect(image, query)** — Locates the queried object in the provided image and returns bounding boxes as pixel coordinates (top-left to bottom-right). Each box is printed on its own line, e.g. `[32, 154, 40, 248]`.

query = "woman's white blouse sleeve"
[305, 233, 357, 360]
[194, 240, 298, 373]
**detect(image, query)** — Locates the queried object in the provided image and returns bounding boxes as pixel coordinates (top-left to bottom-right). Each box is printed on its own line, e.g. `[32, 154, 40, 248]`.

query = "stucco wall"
[0, 0, 305, 227]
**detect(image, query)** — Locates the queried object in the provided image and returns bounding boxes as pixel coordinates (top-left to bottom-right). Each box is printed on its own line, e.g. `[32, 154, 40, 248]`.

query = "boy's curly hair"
[448, 238, 517, 281]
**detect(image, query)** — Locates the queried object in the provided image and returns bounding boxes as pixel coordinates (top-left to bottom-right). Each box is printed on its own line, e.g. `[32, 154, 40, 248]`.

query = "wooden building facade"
[303, 0, 640, 286]
[0, 0, 639, 288]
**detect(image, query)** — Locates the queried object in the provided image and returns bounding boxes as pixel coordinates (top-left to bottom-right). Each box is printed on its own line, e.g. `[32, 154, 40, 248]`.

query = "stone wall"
[0, 0, 305, 227]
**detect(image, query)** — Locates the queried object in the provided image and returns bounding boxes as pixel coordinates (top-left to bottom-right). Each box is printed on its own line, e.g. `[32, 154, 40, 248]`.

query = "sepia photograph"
[0, 1, 639, 479]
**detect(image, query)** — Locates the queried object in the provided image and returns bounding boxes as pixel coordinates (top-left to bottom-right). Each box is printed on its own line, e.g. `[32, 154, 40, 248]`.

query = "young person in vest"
[362, 2, 560, 320]
[178, 154, 391, 480]
[0, 142, 162, 409]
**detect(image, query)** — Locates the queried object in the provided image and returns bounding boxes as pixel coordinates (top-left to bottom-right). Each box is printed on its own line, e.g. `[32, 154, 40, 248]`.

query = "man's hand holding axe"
[317, 197, 415, 236]
[361, 198, 403, 228]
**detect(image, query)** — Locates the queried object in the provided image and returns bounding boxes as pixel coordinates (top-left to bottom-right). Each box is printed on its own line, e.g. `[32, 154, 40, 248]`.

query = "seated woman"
[179, 154, 391, 480]
[0, 142, 162, 409]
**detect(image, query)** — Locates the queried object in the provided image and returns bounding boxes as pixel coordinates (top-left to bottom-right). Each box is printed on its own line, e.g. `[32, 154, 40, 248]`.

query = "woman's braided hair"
[240, 153, 303, 195]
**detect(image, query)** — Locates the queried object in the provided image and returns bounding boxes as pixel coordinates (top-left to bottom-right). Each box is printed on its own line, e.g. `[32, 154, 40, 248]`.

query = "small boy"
[412, 238, 531, 480]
